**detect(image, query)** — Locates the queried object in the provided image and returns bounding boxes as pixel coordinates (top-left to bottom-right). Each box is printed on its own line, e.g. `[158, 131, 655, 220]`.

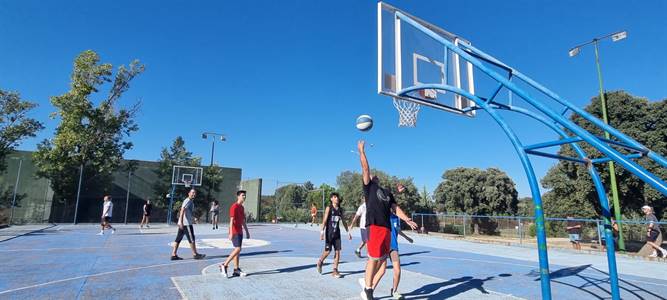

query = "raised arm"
[358, 140, 370, 185]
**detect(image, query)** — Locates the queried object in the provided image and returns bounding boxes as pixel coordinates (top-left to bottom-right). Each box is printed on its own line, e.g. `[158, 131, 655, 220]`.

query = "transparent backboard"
[172, 165, 204, 186]
[378, 2, 476, 117]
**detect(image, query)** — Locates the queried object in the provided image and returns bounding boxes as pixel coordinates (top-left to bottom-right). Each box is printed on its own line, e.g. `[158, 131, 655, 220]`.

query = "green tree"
[33, 50, 144, 221]
[540, 91, 667, 218]
[0, 89, 44, 172]
[336, 169, 426, 216]
[306, 183, 336, 210]
[275, 184, 308, 220]
[152, 136, 202, 211]
[433, 167, 519, 234]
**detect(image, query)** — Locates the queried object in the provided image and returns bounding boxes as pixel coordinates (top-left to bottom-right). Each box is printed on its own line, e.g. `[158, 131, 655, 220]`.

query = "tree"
[0, 89, 44, 172]
[33, 50, 144, 221]
[540, 91, 667, 218]
[305, 183, 336, 210]
[433, 167, 519, 234]
[336, 169, 426, 216]
[152, 136, 202, 210]
[274, 184, 309, 220]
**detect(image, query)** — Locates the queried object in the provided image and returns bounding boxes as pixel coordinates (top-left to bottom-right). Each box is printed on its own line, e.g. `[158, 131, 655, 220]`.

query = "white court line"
[0, 259, 213, 295]
[170, 277, 189, 300]
[418, 255, 667, 288]
[0, 243, 169, 252]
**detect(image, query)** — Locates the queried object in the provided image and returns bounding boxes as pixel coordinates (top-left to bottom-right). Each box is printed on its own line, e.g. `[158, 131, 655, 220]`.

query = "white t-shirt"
[355, 203, 367, 229]
[180, 198, 194, 225]
[103, 201, 113, 217]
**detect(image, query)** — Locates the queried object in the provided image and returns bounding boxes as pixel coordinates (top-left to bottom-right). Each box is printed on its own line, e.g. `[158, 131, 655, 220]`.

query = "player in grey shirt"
[642, 205, 667, 258]
[171, 189, 206, 260]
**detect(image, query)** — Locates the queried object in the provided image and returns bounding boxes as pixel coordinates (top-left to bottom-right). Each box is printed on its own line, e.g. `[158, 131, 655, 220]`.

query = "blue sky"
[1, 0, 665, 197]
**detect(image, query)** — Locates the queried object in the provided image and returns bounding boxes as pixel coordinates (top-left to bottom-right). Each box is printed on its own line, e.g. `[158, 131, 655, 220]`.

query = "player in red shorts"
[358, 140, 417, 300]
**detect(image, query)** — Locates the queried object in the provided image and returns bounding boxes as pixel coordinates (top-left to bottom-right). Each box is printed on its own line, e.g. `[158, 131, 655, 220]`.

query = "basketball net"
[393, 97, 420, 127]
[184, 180, 192, 189]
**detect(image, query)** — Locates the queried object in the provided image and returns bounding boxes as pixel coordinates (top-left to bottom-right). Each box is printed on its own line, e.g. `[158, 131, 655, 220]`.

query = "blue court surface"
[0, 223, 665, 299]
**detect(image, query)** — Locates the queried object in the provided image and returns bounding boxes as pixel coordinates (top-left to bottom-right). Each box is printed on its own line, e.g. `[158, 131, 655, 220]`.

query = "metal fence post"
[596, 219, 602, 249]
[463, 214, 467, 237]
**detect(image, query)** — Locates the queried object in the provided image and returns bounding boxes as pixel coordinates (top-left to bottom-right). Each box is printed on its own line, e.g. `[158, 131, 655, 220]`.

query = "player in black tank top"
[316, 192, 352, 278]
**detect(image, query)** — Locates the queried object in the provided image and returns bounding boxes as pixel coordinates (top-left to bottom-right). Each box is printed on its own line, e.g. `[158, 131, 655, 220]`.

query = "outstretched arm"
[393, 204, 418, 230]
[358, 140, 370, 185]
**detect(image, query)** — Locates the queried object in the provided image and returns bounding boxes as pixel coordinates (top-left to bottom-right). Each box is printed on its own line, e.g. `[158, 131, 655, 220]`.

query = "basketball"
[356, 114, 373, 131]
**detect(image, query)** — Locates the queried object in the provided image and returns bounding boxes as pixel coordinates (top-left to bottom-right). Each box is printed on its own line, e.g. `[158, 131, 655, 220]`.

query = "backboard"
[172, 165, 204, 186]
[378, 2, 476, 117]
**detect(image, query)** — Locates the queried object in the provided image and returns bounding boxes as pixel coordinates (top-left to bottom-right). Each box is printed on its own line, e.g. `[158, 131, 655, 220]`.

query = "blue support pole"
[167, 184, 176, 225]
[399, 85, 553, 299]
[494, 105, 621, 299]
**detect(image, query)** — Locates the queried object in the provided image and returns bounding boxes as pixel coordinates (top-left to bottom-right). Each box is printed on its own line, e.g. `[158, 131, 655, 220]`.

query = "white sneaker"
[97, 231, 104, 235]
[392, 289, 404, 300]
[661, 250, 667, 258]
[649, 251, 658, 257]
[111, 228, 116, 234]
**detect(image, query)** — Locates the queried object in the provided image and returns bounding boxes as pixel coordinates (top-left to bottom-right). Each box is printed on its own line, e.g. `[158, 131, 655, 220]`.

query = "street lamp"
[9, 157, 23, 225]
[568, 30, 627, 251]
[202, 132, 226, 166]
[202, 132, 226, 223]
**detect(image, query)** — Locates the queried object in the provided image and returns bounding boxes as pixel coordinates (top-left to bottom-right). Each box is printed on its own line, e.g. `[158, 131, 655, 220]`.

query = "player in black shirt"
[358, 140, 417, 300]
[316, 192, 352, 278]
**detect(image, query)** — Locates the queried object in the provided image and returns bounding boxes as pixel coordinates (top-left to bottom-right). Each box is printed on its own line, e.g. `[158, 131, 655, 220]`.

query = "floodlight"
[611, 31, 627, 42]
[568, 47, 580, 57]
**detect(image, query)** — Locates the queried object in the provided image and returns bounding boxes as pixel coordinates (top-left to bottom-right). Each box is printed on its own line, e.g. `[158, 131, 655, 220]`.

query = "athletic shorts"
[102, 216, 112, 223]
[325, 238, 341, 251]
[360, 228, 368, 243]
[232, 234, 243, 248]
[144, 213, 151, 217]
[568, 234, 580, 242]
[368, 225, 391, 260]
[648, 230, 660, 243]
[211, 211, 219, 217]
[175, 225, 195, 244]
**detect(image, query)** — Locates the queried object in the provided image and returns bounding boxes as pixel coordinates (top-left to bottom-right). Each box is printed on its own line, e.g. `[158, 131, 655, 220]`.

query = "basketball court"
[0, 223, 665, 299]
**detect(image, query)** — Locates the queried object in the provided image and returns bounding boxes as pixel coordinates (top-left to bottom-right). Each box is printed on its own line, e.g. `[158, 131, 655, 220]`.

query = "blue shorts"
[569, 233, 580, 243]
[232, 234, 243, 248]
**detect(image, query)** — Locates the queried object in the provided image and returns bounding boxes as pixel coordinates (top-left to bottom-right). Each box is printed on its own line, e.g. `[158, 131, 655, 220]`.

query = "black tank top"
[326, 205, 342, 240]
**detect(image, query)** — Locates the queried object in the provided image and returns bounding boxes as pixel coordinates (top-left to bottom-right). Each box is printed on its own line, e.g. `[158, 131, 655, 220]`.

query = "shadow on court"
[540, 264, 667, 300]
[404, 274, 507, 299]
[205, 249, 293, 260]
[400, 251, 430, 257]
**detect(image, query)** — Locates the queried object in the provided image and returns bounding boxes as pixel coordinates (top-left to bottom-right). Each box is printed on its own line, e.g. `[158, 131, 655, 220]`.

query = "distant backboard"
[172, 165, 203, 186]
[378, 2, 476, 117]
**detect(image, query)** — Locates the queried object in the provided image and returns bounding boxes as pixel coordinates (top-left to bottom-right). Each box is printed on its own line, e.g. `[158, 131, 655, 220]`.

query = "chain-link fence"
[412, 213, 667, 253]
[0, 151, 243, 226]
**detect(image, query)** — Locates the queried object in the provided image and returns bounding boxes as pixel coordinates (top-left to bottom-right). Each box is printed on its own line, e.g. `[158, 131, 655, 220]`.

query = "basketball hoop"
[393, 97, 420, 127]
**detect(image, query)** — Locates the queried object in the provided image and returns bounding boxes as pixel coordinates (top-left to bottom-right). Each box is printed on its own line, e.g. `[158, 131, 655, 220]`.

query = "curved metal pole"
[495, 104, 620, 299]
[395, 12, 667, 195]
[399, 87, 553, 299]
[463, 42, 667, 169]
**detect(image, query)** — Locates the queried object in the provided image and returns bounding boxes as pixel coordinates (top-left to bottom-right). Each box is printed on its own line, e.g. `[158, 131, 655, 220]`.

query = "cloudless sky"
[1, 0, 665, 197]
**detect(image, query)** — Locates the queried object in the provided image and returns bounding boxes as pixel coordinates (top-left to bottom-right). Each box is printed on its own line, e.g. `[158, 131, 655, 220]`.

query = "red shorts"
[367, 225, 390, 260]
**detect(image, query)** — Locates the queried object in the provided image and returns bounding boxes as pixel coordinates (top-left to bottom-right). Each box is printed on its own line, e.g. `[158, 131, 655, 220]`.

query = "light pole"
[9, 157, 23, 225]
[202, 132, 226, 166]
[202, 132, 226, 223]
[569, 30, 627, 251]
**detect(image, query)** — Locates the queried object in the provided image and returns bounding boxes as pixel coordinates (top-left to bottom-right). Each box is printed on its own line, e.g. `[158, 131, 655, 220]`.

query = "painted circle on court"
[169, 238, 270, 249]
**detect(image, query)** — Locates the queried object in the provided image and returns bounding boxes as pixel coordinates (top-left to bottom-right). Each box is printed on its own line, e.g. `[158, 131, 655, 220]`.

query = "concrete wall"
[0, 151, 242, 224]
[241, 178, 262, 222]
